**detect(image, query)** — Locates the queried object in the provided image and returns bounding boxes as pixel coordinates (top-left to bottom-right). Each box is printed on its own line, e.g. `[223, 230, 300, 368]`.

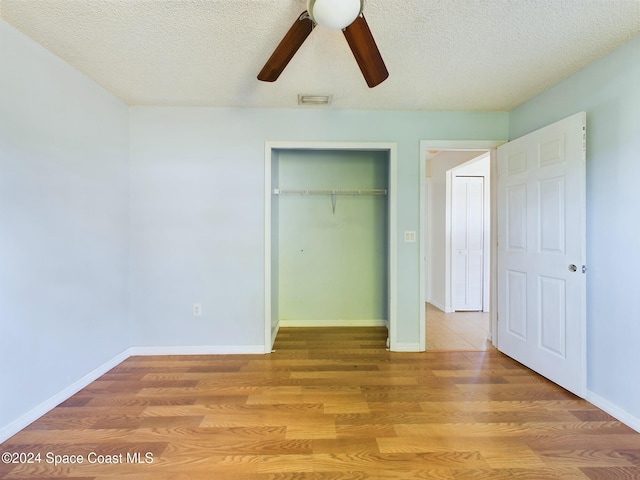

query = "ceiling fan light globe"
[308, 0, 363, 30]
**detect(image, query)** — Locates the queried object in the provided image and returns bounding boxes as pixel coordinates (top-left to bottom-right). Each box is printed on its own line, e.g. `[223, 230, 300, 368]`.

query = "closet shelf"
[273, 188, 387, 196]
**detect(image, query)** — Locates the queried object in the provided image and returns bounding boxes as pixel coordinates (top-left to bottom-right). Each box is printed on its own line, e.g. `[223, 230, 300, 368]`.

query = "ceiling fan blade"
[258, 11, 314, 82]
[343, 14, 389, 88]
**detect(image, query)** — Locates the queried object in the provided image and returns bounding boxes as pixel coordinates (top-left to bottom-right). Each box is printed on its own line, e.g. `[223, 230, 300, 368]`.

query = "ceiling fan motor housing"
[307, 0, 364, 30]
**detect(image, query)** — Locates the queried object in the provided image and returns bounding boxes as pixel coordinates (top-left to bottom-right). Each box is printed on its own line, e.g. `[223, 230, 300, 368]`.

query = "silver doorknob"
[568, 264, 577, 272]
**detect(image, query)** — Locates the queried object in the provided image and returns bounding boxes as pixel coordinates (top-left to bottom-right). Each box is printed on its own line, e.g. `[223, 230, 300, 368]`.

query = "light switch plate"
[404, 231, 416, 243]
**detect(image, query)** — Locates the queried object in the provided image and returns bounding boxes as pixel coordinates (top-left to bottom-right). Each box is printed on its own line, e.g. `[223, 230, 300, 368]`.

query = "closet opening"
[265, 142, 397, 352]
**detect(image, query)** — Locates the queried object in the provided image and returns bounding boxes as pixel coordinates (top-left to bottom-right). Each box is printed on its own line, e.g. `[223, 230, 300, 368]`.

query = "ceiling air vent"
[298, 94, 332, 106]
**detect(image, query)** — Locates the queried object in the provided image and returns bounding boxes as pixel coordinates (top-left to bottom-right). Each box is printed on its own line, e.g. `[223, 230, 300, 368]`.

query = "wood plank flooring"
[2, 327, 639, 479]
[426, 303, 493, 351]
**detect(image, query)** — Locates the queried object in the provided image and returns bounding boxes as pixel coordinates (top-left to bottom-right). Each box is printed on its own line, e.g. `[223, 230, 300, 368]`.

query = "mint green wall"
[509, 35, 640, 425]
[275, 149, 388, 324]
[129, 108, 508, 350]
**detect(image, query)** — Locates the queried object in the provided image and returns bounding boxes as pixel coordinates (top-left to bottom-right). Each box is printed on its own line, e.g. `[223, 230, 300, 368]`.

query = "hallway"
[426, 303, 493, 351]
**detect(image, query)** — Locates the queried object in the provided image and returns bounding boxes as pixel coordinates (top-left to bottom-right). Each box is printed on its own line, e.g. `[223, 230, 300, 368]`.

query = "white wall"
[0, 22, 130, 436]
[509, 35, 640, 429]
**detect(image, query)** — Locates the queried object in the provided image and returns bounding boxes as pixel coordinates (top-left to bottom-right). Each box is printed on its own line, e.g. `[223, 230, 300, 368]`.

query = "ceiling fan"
[257, 0, 389, 88]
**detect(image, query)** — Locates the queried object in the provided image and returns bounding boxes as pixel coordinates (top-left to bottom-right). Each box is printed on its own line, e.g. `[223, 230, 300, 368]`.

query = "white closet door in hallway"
[452, 176, 484, 311]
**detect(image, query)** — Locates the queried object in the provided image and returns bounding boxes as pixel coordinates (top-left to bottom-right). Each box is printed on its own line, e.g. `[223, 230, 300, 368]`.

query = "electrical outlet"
[192, 303, 202, 317]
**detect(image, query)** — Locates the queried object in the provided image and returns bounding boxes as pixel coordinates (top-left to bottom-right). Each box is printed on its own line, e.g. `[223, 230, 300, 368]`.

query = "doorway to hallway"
[424, 303, 493, 350]
[419, 140, 504, 352]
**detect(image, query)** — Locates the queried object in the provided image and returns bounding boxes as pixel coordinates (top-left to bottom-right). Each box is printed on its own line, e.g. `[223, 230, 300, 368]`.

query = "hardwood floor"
[426, 303, 493, 351]
[2, 327, 639, 479]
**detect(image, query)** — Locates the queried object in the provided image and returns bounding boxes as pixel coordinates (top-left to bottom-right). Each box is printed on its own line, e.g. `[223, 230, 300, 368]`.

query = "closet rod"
[273, 188, 387, 196]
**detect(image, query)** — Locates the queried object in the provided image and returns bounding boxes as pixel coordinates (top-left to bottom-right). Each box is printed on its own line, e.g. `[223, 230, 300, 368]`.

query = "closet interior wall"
[272, 149, 389, 328]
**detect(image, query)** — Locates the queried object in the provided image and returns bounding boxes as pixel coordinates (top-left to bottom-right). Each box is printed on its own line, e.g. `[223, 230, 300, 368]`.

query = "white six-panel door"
[497, 112, 586, 397]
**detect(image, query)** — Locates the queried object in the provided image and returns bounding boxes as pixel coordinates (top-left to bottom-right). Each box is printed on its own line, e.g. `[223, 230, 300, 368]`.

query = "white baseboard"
[586, 390, 640, 433]
[390, 342, 423, 352]
[0, 349, 130, 443]
[270, 320, 280, 351]
[128, 345, 266, 355]
[279, 319, 387, 328]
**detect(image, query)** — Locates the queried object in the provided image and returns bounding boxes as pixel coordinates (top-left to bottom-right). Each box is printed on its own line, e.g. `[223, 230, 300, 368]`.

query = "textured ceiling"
[1, 0, 639, 111]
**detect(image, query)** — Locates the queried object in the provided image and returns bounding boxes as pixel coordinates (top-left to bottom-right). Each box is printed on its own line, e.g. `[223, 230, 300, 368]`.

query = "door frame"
[419, 140, 505, 349]
[265, 141, 398, 352]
